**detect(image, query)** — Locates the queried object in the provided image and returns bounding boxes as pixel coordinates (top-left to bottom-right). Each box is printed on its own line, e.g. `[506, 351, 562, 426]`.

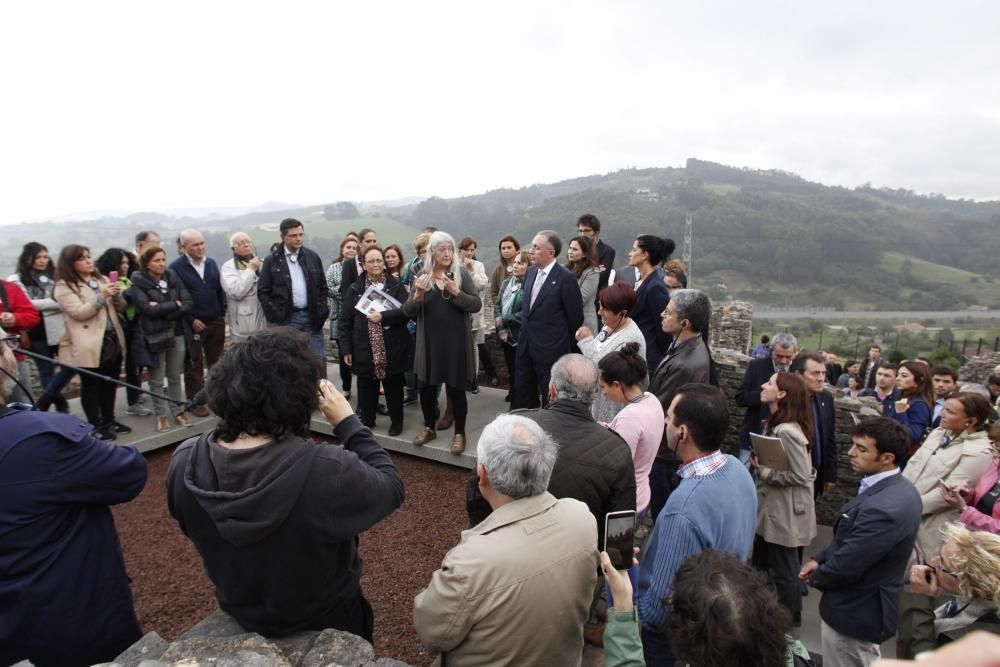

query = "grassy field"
[879, 251, 997, 306]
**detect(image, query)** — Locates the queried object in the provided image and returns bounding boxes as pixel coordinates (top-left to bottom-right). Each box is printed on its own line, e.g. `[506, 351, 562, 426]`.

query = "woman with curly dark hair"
[165, 327, 404, 642]
[600, 549, 812, 666]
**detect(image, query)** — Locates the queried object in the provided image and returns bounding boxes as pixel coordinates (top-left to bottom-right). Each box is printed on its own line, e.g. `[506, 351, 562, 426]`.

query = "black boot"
[35, 394, 54, 412]
[53, 395, 70, 413]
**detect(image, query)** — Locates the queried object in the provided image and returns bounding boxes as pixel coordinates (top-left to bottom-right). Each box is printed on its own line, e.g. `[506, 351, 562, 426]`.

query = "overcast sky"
[2, 1, 998, 224]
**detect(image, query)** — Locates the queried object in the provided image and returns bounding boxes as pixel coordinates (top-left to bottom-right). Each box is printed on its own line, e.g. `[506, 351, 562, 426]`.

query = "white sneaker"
[126, 404, 153, 416]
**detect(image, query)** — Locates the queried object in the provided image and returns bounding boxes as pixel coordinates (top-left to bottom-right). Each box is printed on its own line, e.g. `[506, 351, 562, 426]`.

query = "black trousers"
[502, 342, 517, 399]
[752, 535, 802, 616]
[477, 342, 497, 377]
[357, 373, 404, 427]
[420, 384, 467, 434]
[80, 354, 122, 428]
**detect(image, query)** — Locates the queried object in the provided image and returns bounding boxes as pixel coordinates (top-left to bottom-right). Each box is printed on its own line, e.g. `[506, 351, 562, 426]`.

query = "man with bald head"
[170, 228, 226, 414]
[221, 232, 266, 340]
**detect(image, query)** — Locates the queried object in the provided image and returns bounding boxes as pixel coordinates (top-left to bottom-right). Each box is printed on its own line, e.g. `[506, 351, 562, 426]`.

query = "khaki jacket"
[413, 492, 598, 667]
[54, 278, 125, 368]
[756, 422, 818, 548]
[903, 427, 993, 560]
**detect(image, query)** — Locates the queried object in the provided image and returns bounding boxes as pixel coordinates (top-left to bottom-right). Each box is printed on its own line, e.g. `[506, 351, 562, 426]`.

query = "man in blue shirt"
[637, 383, 757, 666]
[258, 218, 330, 379]
[860, 364, 900, 416]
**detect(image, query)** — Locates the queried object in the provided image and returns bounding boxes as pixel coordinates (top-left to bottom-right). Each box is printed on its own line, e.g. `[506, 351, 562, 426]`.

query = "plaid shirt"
[678, 449, 728, 479]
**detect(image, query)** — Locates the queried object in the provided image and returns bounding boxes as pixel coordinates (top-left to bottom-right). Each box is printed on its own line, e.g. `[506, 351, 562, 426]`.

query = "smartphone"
[604, 510, 637, 570]
[109, 270, 119, 283]
[939, 479, 955, 493]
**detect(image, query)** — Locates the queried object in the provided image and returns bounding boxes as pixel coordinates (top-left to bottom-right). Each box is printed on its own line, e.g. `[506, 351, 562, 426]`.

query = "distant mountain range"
[8, 159, 998, 311]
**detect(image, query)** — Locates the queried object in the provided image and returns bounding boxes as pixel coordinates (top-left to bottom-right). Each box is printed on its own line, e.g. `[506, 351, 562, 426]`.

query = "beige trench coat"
[54, 278, 126, 368]
[903, 427, 993, 560]
[755, 422, 818, 548]
[413, 492, 598, 667]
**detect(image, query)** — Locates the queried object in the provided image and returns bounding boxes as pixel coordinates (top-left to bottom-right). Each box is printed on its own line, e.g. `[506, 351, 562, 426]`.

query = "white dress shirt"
[284, 246, 308, 309]
[529, 258, 557, 309]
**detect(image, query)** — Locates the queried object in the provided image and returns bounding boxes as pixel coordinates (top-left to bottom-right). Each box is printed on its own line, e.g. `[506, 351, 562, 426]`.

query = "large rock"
[160, 633, 290, 666]
[301, 629, 375, 667]
[114, 631, 169, 666]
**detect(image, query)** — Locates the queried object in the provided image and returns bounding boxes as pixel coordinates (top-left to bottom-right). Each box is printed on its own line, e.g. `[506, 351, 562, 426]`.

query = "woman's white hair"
[423, 231, 458, 274]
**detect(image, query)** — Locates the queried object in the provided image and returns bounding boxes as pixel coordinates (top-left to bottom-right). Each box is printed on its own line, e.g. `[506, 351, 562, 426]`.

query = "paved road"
[755, 309, 1000, 321]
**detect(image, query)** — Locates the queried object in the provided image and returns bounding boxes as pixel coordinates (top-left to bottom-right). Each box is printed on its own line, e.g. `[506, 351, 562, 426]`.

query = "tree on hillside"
[413, 196, 453, 230]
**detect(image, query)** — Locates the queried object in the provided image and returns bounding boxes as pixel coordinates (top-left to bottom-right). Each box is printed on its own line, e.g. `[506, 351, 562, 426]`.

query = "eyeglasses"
[3, 335, 19, 350]
[932, 559, 958, 579]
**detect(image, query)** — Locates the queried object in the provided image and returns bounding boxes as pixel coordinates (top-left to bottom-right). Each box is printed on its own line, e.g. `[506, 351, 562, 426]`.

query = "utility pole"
[683, 213, 692, 285]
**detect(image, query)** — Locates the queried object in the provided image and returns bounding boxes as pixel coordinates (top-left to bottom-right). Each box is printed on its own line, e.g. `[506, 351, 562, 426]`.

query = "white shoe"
[126, 404, 153, 416]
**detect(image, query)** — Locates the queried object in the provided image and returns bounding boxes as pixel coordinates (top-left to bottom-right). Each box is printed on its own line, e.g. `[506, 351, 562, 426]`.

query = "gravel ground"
[114, 440, 470, 666]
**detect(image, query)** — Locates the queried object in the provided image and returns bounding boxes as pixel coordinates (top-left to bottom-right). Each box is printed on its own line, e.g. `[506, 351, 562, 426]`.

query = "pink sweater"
[960, 461, 1000, 534]
[609, 393, 665, 514]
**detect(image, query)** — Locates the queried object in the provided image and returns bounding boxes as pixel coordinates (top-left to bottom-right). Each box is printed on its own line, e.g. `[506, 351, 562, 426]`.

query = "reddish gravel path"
[113, 441, 469, 666]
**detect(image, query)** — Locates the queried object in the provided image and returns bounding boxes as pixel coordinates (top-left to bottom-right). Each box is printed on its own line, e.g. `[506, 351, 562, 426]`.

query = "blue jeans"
[29, 339, 58, 389]
[44, 364, 78, 397]
[641, 625, 675, 666]
[289, 310, 327, 380]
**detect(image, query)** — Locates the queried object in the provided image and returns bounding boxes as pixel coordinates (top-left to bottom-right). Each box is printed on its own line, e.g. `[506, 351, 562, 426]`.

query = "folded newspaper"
[355, 284, 402, 315]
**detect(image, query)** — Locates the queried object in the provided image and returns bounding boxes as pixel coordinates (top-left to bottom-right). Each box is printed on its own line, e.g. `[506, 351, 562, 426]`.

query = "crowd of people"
[1, 214, 999, 667]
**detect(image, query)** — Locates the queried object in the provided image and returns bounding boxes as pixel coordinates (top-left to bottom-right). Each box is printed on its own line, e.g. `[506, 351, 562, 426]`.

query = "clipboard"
[750, 432, 790, 471]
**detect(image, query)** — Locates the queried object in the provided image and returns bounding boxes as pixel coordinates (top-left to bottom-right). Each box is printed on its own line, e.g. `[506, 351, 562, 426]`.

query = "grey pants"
[822, 620, 881, 667]
[149, 335, 187, 416]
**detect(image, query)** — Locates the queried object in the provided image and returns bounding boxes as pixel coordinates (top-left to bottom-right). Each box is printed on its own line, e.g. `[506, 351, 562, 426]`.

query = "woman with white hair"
[403, 231, 481, 454]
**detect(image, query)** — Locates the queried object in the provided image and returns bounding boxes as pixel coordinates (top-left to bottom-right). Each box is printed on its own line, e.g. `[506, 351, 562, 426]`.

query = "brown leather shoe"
[191, 405, 210, 418]
[450, 434, 466, 455]
[175, 412, 194, 427]
[157, 416, 170, 433]
[413, 428, 436, 447]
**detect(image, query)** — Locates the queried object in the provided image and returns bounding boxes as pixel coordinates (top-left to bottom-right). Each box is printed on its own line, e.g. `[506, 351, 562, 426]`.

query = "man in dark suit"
[512, 231, 583, 409]
[735, 332, 798, 464]
[792, 351, 838, 496]
[858, 345, 883, 389]
[800, 417, 921, 666]
[339, 228, 378, 300]
[575, 214, 615, 294]
[258, 218, 330, 378]
[170, 229, 226, 415]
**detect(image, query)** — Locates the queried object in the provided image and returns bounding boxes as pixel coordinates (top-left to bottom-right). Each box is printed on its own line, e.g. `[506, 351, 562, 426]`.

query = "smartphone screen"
[109, 270, 119, 283]
[604, 510, 636, 570]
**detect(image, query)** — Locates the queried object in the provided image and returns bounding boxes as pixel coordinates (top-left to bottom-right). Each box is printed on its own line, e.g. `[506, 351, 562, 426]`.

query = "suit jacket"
[339, 255, 363, 299]
[257, 245, 330, 331]
[631, 268, 671, 370]
[413, 493, 597, 667]
[648, 335, 711, 460]
[812, 390, 838, 489]
[168, 256, 226, 322]
[516, 262, 583, 367]
[735, 357, 779, 451]
[858, 356, 882, 389]
[595, 239, 616, 293]
[811, 473, 922, 643]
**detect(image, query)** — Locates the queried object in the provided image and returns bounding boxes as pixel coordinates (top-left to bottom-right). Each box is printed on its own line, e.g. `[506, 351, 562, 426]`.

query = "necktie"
[530, 269, 546, 309]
